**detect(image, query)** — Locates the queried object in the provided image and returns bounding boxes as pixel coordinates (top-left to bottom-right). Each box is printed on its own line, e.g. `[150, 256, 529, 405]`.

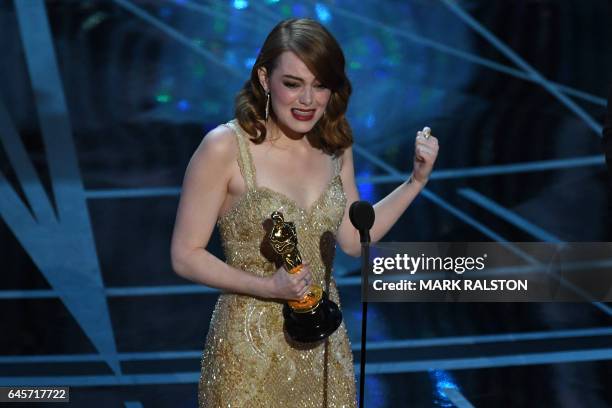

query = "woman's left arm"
[336, 130, 439, 257]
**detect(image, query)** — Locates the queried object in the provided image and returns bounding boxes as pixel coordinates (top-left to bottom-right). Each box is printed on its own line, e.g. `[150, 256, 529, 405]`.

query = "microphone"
[349, 201, 375, 243]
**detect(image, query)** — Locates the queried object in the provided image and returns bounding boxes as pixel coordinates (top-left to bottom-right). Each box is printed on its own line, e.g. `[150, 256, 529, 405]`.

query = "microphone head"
[349, 200, 375, 231]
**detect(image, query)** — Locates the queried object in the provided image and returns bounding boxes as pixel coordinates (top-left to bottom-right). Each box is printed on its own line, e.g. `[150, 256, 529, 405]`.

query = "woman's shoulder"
[191, 122, 239, 166]
[335, 145, 353, 168]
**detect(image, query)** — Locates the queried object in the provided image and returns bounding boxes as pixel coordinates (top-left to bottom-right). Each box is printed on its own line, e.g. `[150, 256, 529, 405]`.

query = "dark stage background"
[1, 0, 611, 407]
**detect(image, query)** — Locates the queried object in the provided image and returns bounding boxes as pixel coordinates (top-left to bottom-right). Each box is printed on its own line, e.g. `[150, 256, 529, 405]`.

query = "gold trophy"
[269, 211, 342, 342]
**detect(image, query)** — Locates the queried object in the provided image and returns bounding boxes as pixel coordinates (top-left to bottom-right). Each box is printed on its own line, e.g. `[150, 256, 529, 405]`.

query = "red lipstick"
[291, 108, 315, 121]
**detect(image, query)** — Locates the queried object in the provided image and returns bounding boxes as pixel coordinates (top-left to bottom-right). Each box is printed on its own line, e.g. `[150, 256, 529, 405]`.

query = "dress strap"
[225, 120, 257, 190]
[332, 154, 342, 177]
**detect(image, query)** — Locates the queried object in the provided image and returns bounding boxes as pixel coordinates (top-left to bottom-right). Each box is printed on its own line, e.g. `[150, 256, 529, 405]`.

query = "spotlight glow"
[177, 99, 190, 111]
[233, 0, 248, 10]
[315, 3, 331, 22]
[156, 93, 172, 103]
[244, 57, 256, 69]
[429, 369, 459, 407]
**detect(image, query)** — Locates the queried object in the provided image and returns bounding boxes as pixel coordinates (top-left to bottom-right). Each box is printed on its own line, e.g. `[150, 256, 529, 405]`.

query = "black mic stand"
[359, 235, 370, 408]
[349, 201, 374, 408]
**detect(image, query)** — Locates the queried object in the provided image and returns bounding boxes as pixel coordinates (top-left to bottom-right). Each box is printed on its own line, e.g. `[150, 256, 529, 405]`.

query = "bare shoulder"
[338, 145, 354, 169]
[197, 124, 237, 158]
[185, 124, 238, 180]
[189, 125, 238, 167]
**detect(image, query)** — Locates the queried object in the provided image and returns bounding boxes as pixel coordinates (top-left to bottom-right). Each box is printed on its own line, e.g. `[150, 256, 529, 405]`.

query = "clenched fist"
[412, 126, 439, 184]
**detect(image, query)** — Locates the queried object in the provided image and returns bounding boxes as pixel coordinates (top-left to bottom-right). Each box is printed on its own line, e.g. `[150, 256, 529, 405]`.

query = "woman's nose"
[299, 87, 313, 105]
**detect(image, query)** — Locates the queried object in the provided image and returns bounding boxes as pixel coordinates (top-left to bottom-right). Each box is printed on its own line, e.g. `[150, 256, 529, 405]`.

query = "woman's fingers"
[416, 133, 439, 148]
[299, 282, 310, 298]
[415, 131, 439, 163]
[285, 264, 310, 297]
[290, 276, 310, 299]
[270, 263, 316, 300]
[295, 264, 312, 282]
[415, 144, 436, 160]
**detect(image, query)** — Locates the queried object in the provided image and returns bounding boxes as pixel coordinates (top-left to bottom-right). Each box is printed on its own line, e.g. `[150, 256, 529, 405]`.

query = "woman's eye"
[283, 82, 299, 88]
[315, 84, 327, 89]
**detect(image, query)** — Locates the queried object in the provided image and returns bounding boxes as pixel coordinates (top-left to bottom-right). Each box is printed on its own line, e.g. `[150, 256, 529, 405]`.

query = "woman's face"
[258, 51, 331, 136]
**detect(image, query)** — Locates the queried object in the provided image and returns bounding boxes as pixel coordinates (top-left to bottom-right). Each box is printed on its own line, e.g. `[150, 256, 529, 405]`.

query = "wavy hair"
[235, 19, 352, 156]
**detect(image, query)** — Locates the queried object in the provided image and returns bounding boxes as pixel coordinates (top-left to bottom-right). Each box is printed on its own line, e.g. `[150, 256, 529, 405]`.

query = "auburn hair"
[234, 18, 353, 156]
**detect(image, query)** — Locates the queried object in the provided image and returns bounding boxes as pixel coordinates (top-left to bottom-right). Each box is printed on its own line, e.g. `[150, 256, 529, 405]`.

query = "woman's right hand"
[265, 263, 313, 301]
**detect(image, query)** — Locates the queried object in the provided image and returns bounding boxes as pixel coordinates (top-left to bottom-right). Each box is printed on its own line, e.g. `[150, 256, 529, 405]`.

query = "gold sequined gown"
[198, 120, 357, 407]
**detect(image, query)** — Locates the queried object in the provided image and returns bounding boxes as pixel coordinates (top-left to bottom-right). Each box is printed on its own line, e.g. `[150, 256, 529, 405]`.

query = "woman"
[171, 18, 439, 407]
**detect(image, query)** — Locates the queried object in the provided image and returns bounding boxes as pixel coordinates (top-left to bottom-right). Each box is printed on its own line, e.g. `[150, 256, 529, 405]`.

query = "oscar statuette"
[268, 211, 342, 343]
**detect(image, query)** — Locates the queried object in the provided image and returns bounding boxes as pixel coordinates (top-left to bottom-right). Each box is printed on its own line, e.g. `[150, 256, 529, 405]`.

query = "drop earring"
[265, 91, 270, 120]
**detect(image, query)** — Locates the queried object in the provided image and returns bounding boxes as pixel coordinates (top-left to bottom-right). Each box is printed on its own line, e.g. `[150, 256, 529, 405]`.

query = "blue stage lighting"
[244, 57, 256, 69]
[356, 170, 375, 203]
[233, 0, 248, 10]
[429, 369, 459, 407]
[177, 99, 190, 111]
[315, 3, 331, 22]
[366, 113, 376, 128]
[292, 3, 308, 17]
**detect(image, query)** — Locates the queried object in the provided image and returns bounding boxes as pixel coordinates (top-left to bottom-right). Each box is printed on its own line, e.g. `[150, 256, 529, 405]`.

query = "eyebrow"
[282, 74, 319, 83]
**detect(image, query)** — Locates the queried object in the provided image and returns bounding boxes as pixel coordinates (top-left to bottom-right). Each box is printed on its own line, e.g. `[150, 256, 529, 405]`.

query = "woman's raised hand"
[412, 126, 439, 185]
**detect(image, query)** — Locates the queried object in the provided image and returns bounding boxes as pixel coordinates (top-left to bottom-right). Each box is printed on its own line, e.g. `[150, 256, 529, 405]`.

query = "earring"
[265, 92, 270, 120]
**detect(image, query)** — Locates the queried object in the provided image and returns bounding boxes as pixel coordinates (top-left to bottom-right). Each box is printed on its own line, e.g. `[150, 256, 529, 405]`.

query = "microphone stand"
[349, 200, 374, 408]
[359, 235, 370, 408]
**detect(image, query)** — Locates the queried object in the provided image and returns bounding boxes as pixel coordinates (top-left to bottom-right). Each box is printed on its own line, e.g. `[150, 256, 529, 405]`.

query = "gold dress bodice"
[198, 120, 357, 407]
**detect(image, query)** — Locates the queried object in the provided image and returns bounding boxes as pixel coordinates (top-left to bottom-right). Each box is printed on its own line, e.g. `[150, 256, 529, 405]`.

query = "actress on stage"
[170, 18, 439, 407]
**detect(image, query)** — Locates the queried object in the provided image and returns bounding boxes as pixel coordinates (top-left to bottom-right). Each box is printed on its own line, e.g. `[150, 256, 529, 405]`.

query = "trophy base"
[283, 291, 343, 343]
